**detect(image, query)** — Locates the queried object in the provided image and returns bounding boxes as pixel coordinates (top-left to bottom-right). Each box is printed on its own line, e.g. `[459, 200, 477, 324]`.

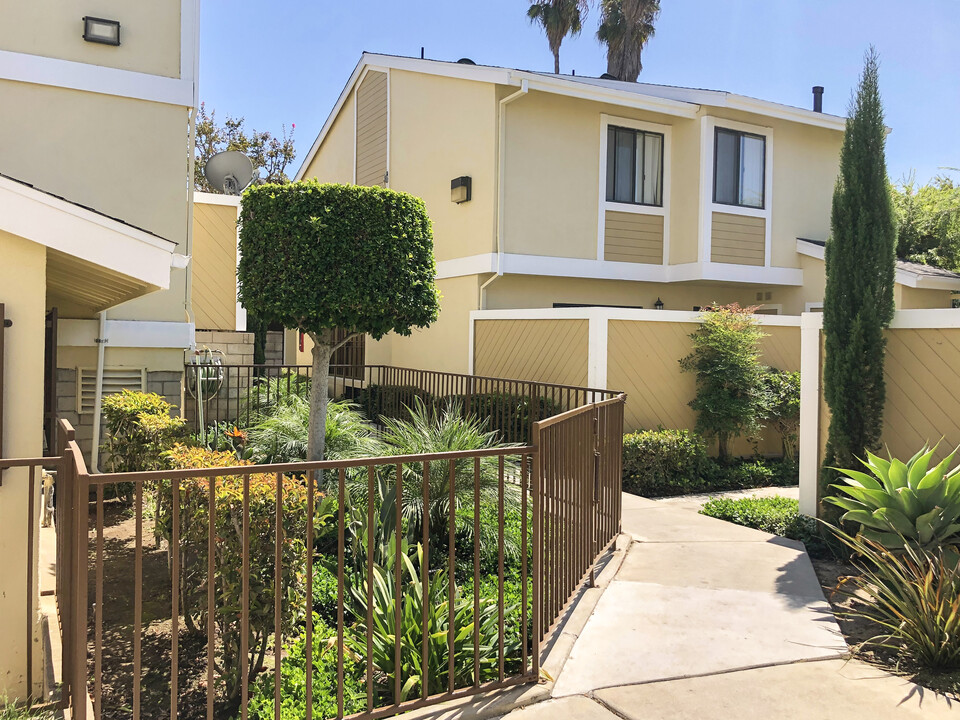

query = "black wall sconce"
[83, 16, 121, 46]
[451, 176, 472, 204]
[654, 297, 664, 310]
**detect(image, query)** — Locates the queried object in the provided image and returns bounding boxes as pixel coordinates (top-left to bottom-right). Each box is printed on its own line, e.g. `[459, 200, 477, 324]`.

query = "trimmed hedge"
[622, 429, 799, 497]
[622, 429, 712, 496]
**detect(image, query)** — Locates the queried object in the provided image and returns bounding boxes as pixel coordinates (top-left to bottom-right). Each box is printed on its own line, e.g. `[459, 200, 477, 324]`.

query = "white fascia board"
[194, 191, 241, 207]
[436, 253, 497, 279]
[471, 306, 801, 326]
[0, 175, 176, 288]
[516, 76, 698, 118]
[60, 319, 195, 349]
[0, 49, 194, 107]
[796, 238, 825, 260]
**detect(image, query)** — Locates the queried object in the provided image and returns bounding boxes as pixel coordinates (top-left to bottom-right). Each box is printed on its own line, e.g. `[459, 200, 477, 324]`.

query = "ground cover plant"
[700, 496, 826, 556]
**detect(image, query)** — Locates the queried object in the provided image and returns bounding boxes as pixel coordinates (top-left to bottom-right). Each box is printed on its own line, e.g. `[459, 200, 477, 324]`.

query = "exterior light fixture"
[82, 17, 121, 46]
[451, 176, 471, 204]
[654, 297, 664, 310]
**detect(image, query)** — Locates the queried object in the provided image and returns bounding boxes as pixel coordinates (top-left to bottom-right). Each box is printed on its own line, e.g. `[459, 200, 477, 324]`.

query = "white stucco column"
[587, 310, 609, 389]
[798, 311, 824, 517]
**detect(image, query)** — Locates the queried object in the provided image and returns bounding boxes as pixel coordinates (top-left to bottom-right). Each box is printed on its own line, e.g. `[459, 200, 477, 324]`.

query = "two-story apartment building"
[294, 53, 959, 375]
[0, 0, 198, 699]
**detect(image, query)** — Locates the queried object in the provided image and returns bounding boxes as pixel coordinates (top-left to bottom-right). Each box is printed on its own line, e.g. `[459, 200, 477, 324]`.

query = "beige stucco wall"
[0, 0, 183, 78]
[192, 201, 239, 331]
[390, 70, 498, 262]
[301, 91, 356, 184]
[485, 274, 786, 313]
[0, 231, 46, 699]
[896, 284, 953, 309]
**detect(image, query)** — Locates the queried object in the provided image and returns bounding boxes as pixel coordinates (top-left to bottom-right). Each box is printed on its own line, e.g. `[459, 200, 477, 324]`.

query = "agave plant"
[826, 444, 960, 550]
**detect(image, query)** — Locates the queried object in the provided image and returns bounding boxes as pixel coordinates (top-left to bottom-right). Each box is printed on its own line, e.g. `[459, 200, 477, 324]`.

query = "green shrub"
[101, 390, 185, 473]
[700, 496, 824, 553]
[679, 304, 768, 462]
[247, 616, 366, 720]
[156, 445, 332, 703]
[825, 444, 960, 551]
[241, 371, 312, 422]
[447, 392, 562, 443]
[716, 458, 797, 490]
[357, 384, 435, 424]
[829, 527, 960, 670]
[760, 368, 801, 462]
[622, 429, 711, 496]
[246, 395, 381, 463]
[311, 563, 340, 627]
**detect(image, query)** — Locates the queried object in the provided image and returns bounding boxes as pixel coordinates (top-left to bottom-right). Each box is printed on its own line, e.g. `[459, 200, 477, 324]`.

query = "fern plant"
[826, 444, 960, 550]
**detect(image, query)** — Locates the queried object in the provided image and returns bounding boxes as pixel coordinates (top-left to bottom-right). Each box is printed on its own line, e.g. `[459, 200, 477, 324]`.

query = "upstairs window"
[606, 125, 663, 207]
[714, 128, 765, 209]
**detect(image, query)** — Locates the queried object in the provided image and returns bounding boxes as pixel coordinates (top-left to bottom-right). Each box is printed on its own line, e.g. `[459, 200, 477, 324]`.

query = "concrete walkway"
[500, 492, 957, 719]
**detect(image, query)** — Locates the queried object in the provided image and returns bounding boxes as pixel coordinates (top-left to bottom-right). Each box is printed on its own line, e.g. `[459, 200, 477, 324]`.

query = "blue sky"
[198, 0, 958, 185]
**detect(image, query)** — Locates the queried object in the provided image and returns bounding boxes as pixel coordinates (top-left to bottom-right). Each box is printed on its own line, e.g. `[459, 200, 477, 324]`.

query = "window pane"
[613, 128, 635, 203]
[605, 126, 617, 201]
[641, 133, 662, 205]
[739, 134, 765, 208]
[714, 129, 738, 205]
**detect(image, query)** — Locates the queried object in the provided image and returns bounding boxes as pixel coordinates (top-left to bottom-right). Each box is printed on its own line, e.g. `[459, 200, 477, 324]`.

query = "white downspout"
[90, 311, 107, 472]
[481, 77, 528, 310]
[185, 104, 198, 338]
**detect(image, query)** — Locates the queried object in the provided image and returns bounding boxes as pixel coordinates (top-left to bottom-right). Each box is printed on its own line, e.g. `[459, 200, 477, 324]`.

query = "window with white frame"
[605, 125, 664, 207]
[713, 127, 766, 209]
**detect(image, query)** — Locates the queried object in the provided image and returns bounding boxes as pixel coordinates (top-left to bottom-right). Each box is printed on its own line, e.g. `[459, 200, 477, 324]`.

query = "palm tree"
[596, 0, 660, 81]
[527, 0, 589, 74]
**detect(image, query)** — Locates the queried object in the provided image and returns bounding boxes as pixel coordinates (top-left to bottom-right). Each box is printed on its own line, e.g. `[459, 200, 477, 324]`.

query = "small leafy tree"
[194, 103, 296, 192]
[238, 182, 440, 460]
[679, 304, 767, 462]
[760, 369, 801, 462]
[821, 47, 897, 511]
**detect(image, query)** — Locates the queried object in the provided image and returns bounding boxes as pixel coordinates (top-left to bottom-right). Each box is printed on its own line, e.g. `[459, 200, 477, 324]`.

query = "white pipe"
[185, 104, 198, 339]
[483, 77, 529, 309]
[90, 310, 107, 472]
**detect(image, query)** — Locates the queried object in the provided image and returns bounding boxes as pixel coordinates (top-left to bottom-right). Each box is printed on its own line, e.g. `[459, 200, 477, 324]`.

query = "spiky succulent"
[826, 444, 960, 550]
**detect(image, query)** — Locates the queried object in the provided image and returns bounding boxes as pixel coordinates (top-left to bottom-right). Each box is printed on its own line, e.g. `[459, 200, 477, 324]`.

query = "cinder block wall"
[186, 330, 255, 428]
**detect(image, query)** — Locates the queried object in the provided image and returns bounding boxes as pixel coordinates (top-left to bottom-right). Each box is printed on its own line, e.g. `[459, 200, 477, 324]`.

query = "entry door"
[43, 308, 57, 453]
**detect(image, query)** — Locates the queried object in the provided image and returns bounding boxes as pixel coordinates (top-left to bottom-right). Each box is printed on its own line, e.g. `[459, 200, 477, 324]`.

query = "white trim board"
[59, 319, 195, 349]
[471, 306, 802, 327]
[796, 238, 960, 291]
[0, 174, 177, 288]
[436, 252, 803, 286]
[194, 191, 241, 207]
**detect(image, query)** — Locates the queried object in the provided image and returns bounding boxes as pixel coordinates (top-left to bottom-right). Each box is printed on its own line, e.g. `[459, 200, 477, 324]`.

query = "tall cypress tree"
[821, 47, 896, 513]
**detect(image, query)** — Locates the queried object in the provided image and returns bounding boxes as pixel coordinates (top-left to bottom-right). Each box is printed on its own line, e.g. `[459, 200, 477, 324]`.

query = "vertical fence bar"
[497, 455, 505, 682]
[274, 472, 283, 720]
[473, 456, 480, 687]
[421, 460, 430, 701]
[447, 458, 456, 694]
[207, 474, 215, 720]
[134, 480, 143, 720]
[94, 482, 103, 719]
[520, 454, 529, 676]
[73, 466, 90, 720]
[171, 478, 179, 720]
[26, 465, 36, 704]
[337, 467, 346, 718]
[366, 464, 374, 712]
[305, 469, 315, 720]
[394, 463, 402, 705]
[241, 473, 250, 720]
[531, 425, 541, 673]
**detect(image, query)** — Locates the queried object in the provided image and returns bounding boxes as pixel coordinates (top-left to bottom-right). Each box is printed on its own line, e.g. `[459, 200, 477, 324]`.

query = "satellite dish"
[204, 150, 254, 195]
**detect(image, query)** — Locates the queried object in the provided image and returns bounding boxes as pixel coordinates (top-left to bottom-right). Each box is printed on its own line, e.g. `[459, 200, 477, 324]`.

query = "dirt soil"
[811, 555, 960, 700]
[89, 499, 219, 720]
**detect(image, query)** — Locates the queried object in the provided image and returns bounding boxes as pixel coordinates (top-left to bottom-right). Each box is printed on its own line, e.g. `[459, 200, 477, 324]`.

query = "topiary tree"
[238, 182, 440, 460]
[821, 47, 897, 515]
[679, 303, 767, 463]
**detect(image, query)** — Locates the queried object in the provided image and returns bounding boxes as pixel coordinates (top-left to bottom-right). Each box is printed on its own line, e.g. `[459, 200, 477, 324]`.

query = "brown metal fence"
[3, 392, 624, 719]
[183, 363, 618, 445]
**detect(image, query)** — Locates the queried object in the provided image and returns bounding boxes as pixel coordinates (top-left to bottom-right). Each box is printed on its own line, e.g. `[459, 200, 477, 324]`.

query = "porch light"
[654, 298, 664, 310]
[82, 17, 121, 46]
[451, 176, 471, 204]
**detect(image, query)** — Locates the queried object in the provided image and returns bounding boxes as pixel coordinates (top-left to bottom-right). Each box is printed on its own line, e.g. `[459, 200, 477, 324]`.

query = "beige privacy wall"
[473, 319, 589, 386]
[192, 200, 239, 331]
[355, 70, 388, 187]
[877, 328, 960, 460]
[607, 320, 800, 435]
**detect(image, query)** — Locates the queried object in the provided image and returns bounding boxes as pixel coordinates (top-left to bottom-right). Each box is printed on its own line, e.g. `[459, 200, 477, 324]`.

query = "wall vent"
[77, 367, 147, 414]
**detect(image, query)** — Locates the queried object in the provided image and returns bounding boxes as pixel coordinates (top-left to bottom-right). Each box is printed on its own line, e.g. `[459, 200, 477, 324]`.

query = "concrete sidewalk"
[500, 492, 957, 719]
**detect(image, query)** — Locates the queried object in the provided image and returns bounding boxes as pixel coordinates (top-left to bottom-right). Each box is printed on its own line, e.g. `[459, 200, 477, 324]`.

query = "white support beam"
[798, 311, 824, 517]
